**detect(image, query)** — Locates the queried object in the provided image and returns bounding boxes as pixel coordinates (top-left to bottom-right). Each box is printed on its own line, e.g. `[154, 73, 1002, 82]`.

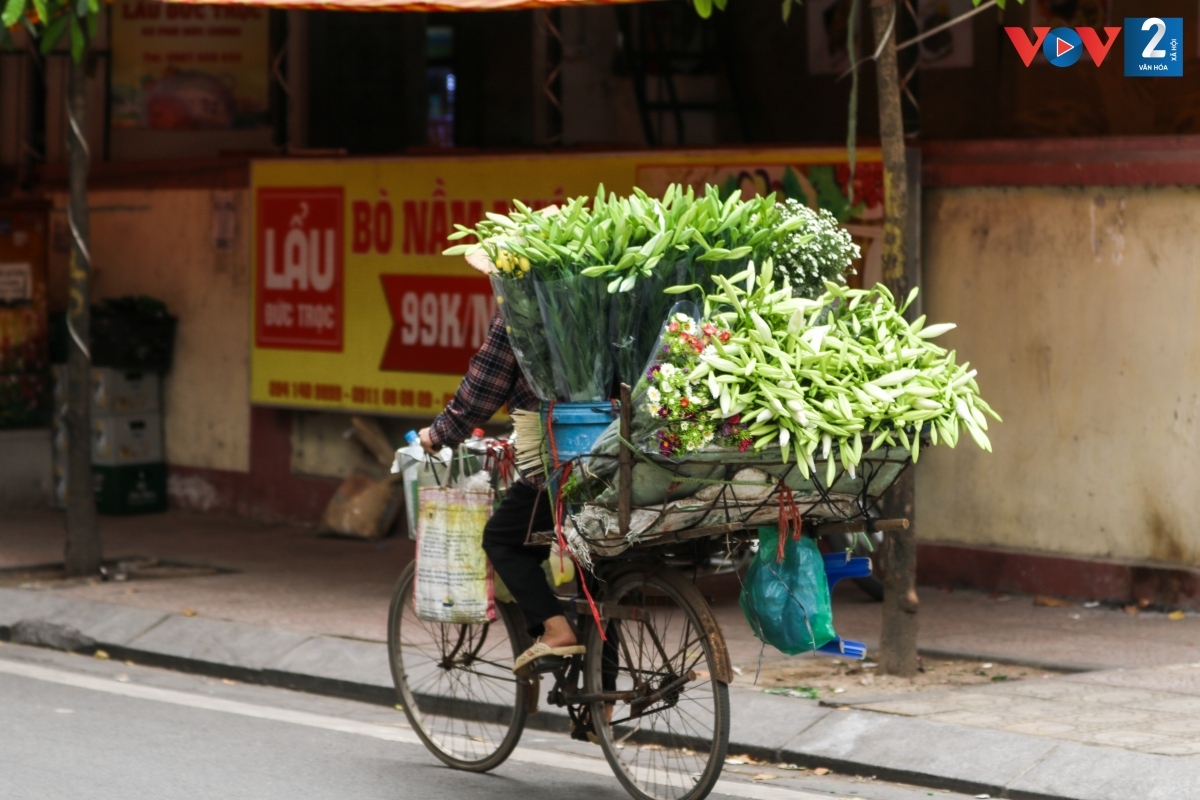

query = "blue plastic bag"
[740, 526, 838, 655]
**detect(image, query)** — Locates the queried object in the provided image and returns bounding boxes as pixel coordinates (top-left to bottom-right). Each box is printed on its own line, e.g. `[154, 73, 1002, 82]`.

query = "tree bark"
[63, 56, 101, 577]
[871, 0, 918, 677]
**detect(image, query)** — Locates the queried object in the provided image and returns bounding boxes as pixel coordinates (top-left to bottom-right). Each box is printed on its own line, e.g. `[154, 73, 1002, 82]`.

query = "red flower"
[719, 331, 732, 342]
[680, 398, 689, 408]
[702, 323, 717, 336]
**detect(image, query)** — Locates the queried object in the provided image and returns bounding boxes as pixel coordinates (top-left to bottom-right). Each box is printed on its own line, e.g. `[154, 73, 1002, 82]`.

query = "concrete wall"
[918, 186, 1200, 567]
[56, 189, 253, 474]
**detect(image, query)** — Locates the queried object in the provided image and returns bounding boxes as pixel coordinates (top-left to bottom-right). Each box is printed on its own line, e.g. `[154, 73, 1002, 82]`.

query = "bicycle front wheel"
[387, 562, 529, 772]
[584, 565, 731, 800]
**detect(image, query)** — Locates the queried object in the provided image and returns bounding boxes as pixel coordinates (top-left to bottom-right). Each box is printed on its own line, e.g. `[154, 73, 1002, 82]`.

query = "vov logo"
[1005, 18, 1184, 76]
[1004, 26, 1122, 68]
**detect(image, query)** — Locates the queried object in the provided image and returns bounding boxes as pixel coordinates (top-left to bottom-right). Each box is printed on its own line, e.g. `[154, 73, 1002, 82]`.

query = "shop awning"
[157, 0, 647, 10]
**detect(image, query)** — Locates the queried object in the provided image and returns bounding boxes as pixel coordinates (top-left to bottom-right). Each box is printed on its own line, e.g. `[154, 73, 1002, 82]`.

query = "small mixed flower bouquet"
[642, 313, 754, 457]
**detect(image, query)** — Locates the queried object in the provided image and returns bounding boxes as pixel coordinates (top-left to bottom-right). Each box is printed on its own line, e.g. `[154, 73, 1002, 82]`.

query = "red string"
[776, 484, 803, 563]
[546, 399, 559, 467]
[552, 459, 606, 642]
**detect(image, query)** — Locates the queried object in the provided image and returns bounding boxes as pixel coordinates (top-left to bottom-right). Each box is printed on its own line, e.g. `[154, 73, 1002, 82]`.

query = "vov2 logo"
[1004, 17, 1183, 76]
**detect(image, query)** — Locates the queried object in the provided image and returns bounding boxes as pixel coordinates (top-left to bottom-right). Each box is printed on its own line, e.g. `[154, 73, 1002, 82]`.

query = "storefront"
[4, 0, 1200, 604]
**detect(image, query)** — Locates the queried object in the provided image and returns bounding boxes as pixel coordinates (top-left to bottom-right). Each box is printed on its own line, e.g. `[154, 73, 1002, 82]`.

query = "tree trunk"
[63, 57, 101, 577]
[871, 0, 918, 677]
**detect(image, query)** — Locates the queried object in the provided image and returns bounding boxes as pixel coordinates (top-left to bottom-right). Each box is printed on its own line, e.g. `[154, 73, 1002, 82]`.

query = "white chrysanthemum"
[661, 380, 676, 394]
[658, 363, 676, 378]
[647, 387, 661, 403]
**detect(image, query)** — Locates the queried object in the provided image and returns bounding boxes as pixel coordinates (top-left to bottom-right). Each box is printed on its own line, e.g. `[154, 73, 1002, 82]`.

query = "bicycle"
[387, 541, 734, 800]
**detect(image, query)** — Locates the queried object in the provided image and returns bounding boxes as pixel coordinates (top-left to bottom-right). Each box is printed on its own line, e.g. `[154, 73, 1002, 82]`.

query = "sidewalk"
[3, 509, 1199, 797]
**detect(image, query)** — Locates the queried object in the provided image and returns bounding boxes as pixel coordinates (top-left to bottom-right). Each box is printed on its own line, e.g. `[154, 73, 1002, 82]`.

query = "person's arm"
[421, 313, 518, 452]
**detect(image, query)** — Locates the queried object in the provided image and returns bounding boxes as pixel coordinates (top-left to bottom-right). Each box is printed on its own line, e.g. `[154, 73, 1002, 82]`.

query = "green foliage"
[2, 0, 98, 63]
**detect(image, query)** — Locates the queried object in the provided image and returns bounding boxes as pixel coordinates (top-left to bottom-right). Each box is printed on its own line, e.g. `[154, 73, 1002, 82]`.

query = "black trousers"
[482, 481, 561, 637]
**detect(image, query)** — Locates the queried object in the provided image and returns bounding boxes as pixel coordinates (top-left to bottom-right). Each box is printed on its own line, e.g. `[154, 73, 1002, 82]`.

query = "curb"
[2, 588, 1196, 799]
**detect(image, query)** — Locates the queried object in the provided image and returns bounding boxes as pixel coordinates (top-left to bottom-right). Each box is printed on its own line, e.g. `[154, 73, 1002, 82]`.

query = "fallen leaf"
[182, 608, 198, 617]
[812, 767, 830, 776]
[221, 678, 238, 686]
[725, 758, 746, 765]
[93, 650, 109, 660]
[751, 774, 777, 781]
[778, 763, 802, 770]
[1124, 605, 1140, 615]
[1034, 596, 1072, 607]
[1169, 610, 1187, 621]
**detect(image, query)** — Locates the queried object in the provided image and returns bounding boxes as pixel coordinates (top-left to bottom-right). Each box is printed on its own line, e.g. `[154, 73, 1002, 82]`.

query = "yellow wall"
[57, 189, 252, 473]
[918, 186, 1200, 566]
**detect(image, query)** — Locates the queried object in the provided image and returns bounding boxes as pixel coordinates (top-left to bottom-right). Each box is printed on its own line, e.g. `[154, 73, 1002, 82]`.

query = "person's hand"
[418, 427, 436, 454]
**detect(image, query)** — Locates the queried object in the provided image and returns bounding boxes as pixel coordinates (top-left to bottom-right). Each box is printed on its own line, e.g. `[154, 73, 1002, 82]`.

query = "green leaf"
[781, 0, 792, 22]
[75, 0, 86, 16]
[692, 0, 712, 18]
[85, 8, 95, 37]
[38, 12, 67, 54]
[663, 284, 701, 295]
[69, 15, 85, 62]
[2, 0, 26, 28]
[29, 0, 44, 24]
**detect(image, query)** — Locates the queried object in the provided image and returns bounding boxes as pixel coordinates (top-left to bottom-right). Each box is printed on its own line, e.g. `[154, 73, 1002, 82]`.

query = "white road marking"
[0, 657, 831, 800]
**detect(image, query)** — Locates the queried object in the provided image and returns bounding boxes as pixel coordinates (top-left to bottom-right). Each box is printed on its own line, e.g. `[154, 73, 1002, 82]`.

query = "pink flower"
[702, 324, 717, 336]
[668, 322, 680, 332]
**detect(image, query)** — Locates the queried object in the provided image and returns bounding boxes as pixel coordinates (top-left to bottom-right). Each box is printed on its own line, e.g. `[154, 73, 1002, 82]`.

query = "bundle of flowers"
[643, 315, 754, 456]
[444, 186, 861, 400]
[571, 260, 997, 511]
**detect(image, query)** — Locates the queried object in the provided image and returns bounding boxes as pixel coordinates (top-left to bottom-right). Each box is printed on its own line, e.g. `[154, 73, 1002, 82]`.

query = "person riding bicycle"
[418, 311, 582, 675]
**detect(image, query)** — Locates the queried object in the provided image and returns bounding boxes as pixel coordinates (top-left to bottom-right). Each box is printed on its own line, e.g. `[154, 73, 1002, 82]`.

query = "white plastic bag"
[413, 487, 496, 624]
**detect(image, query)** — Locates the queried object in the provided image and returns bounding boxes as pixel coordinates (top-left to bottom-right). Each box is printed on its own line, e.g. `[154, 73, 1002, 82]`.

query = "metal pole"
[63, 55, 101, 577]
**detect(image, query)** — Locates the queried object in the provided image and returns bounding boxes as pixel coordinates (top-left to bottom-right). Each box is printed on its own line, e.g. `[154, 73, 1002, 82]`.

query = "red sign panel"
[380, 274, 496, 374]
[255, 187, 345, 351]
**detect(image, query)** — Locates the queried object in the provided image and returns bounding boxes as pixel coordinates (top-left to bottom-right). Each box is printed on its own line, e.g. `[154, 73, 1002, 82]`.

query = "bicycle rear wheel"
[584, 565, 731, 800]
[387, 562, 529, 771]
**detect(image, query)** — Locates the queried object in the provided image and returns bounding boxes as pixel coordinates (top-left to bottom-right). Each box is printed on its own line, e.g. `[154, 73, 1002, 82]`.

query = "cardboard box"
[91, 367, 160, 414]
[52, 366, 161, 415]
[91, 413, 164, 466]
[93, 463, 168, 515]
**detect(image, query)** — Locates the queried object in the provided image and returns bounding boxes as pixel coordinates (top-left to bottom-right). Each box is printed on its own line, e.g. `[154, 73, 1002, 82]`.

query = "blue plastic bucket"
[542, 402, 617, 466]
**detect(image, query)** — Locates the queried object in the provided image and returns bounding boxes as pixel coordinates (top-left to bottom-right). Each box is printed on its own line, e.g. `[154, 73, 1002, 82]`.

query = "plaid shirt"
[429, 313, 539, 456]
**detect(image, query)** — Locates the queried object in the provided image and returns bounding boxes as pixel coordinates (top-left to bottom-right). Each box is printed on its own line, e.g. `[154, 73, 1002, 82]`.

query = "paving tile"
[726, 686, 831, 754]
[124, 614, 311, 671]
[785, 710, 1058, 789]
[1008, 741, 1200, 800]
[269, 635, 392, 688]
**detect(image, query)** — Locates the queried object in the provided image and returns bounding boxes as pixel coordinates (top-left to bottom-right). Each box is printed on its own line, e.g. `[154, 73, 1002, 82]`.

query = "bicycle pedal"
[528, 655, 570, 675]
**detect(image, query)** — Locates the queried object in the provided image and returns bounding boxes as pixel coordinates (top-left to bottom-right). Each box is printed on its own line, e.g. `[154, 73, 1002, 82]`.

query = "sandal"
[513, 641, 585, 675]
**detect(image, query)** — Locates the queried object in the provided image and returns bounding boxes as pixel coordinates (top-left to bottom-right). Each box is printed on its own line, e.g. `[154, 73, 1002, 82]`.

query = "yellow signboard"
[111, 0, 270, 130]
[250, 148, 884, 416]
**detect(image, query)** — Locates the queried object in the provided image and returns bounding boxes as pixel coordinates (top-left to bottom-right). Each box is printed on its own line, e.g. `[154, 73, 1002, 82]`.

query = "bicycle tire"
[387, 562, 529, 772]
[584, 565, 731, 800]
